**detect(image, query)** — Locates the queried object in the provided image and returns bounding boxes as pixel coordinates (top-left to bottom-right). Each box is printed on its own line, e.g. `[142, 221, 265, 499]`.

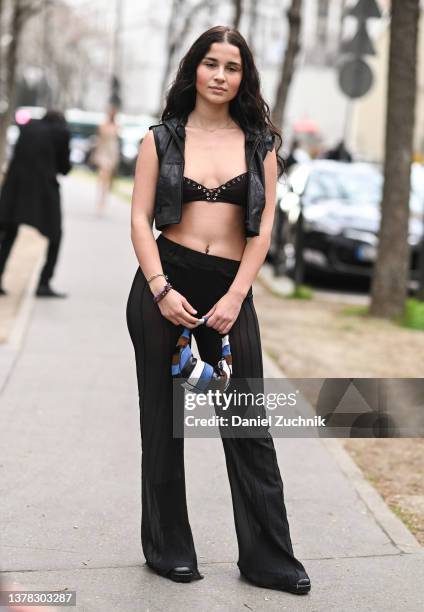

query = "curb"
[262, 348, 423, 555]
[322, 437, 423, 554]
[258, 263, 370, 306]
[257, 262, 293, 297]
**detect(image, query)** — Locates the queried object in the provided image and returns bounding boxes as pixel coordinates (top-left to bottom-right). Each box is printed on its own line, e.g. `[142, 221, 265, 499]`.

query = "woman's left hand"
[202, 290, 244, 335]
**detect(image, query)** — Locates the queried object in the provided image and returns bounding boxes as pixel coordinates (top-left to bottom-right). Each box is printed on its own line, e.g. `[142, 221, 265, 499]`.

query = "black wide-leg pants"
[126, 233, 308, 587]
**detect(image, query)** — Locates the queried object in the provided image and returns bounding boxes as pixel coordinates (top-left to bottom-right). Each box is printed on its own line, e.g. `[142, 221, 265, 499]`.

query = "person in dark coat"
[324, 139, 353, 162]
[0, 110, 71, 297]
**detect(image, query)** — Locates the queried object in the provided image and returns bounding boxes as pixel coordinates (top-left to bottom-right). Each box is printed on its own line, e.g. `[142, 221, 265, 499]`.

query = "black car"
[269, 160, 424, 281]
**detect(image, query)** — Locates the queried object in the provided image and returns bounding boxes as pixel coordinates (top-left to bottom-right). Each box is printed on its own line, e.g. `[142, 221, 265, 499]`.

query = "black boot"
[166, 566, 204, 583]
[239, 570, 311, 595]
[280, 576, 311, 595]
[36, 283, 67, 298]
[145, 561, 204, 583]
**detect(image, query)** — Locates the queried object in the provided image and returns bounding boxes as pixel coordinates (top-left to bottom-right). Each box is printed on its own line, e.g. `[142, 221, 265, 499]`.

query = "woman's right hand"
[155, 287, 200, 328]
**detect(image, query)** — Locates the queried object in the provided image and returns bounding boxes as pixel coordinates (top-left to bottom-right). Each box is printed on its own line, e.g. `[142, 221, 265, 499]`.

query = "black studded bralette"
[182, 172, 248, 207]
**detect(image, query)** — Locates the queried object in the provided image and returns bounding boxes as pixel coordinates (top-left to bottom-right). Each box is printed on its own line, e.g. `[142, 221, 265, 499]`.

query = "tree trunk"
[0, 0, 4, 78]
[233, 0, 242, 29]
[271, 0, 302, 131]
[157, 0, 179, 115]
[0, 1, 24, 175]
[247, 0, 258, 52]
[369, 0, 419, 318]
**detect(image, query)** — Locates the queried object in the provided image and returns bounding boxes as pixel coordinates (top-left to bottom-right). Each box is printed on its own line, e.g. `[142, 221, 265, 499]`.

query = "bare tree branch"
[157, 0, 215, 114]
[271, 0, 302, 131]
[0, 0, 58, 172]
[178, 0, 208, 45]
[247, 0, 259, 51]
[232, 0, 242, 29]
[0, 0, 5, 80]
[0, 0, 29, 173]
[157, 0, 183, 114]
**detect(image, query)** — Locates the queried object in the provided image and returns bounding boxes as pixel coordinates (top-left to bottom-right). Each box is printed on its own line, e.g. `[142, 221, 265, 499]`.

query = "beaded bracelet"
[153, 281, 173, 304]
[147, 272, 168, 284]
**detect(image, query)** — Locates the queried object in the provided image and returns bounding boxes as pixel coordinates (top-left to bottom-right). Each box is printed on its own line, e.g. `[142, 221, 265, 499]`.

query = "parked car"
[269, 160, 424, 281]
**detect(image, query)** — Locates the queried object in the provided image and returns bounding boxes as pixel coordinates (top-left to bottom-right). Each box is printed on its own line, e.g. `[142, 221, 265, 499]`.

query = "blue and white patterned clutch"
[171, 318, 232, 394]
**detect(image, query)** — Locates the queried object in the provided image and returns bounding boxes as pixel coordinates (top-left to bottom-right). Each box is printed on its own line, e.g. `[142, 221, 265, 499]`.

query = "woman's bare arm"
[130, 130, 200, 328]
[130, 130, 164, 292]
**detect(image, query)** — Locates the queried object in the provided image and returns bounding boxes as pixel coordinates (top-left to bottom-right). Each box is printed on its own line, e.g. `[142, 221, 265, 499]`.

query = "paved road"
[0, 175, 422, 611]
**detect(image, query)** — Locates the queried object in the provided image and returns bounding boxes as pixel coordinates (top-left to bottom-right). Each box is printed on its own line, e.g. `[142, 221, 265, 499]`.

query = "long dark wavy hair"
[161, 26, 284, 177]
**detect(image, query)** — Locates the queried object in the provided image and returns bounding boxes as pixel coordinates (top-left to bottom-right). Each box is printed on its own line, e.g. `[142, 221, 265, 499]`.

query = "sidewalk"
[0, 175, 422, 612]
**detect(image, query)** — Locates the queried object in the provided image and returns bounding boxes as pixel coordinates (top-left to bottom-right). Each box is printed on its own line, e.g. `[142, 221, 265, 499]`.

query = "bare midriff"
[161, 200, 246, 261]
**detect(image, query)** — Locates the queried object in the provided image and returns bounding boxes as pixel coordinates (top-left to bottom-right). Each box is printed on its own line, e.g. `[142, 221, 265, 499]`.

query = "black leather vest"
[149, 117, 275, 237]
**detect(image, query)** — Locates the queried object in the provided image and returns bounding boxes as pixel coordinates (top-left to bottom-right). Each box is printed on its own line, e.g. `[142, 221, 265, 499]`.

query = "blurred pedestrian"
[284, 138, 310, 169]
[325, 139, 352, 162]
[126, 26, 311, 595]
[91, 106, 120, 215]
[0, 110, 71, 298]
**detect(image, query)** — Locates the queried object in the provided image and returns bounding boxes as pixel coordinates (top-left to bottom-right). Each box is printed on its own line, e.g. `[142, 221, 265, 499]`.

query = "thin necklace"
[186, 118, 235, 133]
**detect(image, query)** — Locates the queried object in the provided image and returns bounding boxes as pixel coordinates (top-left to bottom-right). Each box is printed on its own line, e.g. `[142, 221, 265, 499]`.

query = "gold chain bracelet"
[147, 273, 168, 284]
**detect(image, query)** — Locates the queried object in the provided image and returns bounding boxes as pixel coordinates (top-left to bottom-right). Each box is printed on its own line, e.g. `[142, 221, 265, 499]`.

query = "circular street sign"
[338, 58, 374, 98]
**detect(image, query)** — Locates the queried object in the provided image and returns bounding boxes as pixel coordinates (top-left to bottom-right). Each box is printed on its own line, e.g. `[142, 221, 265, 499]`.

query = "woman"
[91, 106, 120, 215]
[126, 26, 311, 595]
